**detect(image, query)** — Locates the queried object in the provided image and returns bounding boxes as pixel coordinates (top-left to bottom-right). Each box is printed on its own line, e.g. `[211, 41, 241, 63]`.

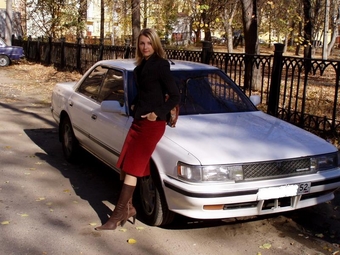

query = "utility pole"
[5, 0, 13, 45]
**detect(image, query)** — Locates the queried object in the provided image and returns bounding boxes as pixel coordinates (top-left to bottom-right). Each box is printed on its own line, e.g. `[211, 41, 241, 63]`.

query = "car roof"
[96, 58, 219, 72]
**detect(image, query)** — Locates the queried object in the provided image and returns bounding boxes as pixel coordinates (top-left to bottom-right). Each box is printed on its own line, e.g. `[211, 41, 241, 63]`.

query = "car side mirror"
[101, 100, 126, 115]
[249, 95, 261, 106]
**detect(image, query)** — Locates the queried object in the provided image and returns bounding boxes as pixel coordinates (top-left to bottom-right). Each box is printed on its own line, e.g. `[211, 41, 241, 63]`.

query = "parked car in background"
[51, 59, 340, 226]
[0, 37, 25, 66]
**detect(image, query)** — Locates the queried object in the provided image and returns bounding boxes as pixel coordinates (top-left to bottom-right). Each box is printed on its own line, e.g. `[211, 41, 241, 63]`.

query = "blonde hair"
[135, 28, 166, 65]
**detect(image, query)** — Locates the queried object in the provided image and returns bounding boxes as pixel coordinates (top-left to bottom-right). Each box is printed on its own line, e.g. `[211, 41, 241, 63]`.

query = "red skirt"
[116, 119, 166, 177]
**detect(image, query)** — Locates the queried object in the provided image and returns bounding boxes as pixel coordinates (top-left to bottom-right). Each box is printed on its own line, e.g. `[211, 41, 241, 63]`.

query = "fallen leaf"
[316, 233, 324, 238]
[73, 201, 78, 204]
[135, 226, 144, 230]
[45, 202, 53, 206]
[259, 243, 271, 249]
[36, 197, 46, 201]
[127, 238, 137, 244]
[119, 228, 127, 232]
[20, 213, 29, 217]
[1, 221, 10, 225]
[24, 172, 31, 175]
[89, 223, 97, 226]
[332, 251, 339, 255]
[257, 253, 262, 255]
[63, 189, 70, 193]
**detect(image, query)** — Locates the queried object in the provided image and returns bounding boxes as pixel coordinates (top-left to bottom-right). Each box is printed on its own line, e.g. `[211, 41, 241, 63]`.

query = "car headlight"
[310, 152, 339, 171]
[177, 162, 244, 182]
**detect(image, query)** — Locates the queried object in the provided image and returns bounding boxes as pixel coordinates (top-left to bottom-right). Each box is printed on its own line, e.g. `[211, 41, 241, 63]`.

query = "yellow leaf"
[73, 201, 78, 204]
[135, 226, 144, 230]
[257, 253, 262, 255]
[20, 213, 29, 217]
[316, 233, 324, 238]
[63, 189, 70, 193]
[89, 223, 97, 226]
[260, 243, 271, 249]
[36, 197, 45, 201]
[46, 202, 53, 206]
[119, 228, 127, 232]
[1, 221, 10, 225]
[127, 238, 137, 244]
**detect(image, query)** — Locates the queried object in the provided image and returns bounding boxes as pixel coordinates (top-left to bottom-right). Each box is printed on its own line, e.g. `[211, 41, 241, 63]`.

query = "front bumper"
[163, 169, 340, 220]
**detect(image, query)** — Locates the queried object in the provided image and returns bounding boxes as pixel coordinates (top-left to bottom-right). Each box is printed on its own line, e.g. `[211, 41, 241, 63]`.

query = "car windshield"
[173, 70, 257, 115]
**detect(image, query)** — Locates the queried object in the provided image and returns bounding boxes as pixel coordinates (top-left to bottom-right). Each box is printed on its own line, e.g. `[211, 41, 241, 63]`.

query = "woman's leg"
[95, 174, 136, 231]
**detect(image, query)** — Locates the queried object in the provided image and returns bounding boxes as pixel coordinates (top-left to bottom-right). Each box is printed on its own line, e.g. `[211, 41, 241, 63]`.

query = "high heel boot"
[95, 184, 135, 231]
[127, 197, 137, 224]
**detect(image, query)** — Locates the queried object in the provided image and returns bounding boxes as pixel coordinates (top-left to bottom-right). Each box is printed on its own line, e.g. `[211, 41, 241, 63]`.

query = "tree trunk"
[5, 0, 13, 45]
[131, 0, 140, 46]
[78, 0, 87, 43]
[241, 0, 258, 90]
[100, 0, 104, 41]
[303, 0, 312, 59]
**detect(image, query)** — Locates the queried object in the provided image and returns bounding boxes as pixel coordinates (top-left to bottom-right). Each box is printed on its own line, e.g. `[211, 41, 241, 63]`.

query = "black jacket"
[132, 54, 180, 121]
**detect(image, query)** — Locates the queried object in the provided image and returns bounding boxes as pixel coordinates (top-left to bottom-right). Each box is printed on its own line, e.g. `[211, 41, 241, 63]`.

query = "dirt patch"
[0, 60, 82, 105]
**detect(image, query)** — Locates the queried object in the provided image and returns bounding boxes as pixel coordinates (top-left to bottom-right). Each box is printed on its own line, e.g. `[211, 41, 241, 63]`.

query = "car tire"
[137, 163, 175, 226]
[0, 55, 10, 67]
[60, 115, 80, 162]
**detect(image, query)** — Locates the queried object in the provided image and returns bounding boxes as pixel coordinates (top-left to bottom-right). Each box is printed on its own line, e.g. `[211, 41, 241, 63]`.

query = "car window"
[77, 65, 108, 100]
[98, 69, 124, 105]
[174, 70, 256, 115]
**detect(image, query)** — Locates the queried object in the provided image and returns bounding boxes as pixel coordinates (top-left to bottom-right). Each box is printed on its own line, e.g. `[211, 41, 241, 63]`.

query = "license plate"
[297, 182, 311, 194]
[257, 182, 311, 200]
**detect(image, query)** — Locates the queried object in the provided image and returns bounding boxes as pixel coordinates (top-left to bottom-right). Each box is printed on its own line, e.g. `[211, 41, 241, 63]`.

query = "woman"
[96, 28, 180, 231]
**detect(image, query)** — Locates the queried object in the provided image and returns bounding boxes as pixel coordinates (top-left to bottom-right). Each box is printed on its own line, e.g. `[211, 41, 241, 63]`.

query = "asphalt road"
[1, 65, 340, 255]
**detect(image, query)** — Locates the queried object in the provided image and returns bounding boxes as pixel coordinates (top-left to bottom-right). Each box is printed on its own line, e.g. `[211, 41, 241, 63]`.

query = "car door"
[88, 68, 132, 169]
[67, 65, 107, 149]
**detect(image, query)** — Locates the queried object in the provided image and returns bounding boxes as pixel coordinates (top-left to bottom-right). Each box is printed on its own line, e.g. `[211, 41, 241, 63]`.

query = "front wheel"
[137, 164, 175, 226]
[0, 55, 10, 67]
[60, 116, 80, 162]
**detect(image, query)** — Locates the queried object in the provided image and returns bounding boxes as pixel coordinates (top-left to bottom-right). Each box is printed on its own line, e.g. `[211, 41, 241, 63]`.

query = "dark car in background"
[0, 37, 24, 66]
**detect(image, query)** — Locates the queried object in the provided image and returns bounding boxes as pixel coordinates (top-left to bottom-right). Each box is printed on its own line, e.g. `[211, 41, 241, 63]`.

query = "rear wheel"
[138, 163, 175, 226]
[60, 116, 80, 162]
[0, 55, 10, 67]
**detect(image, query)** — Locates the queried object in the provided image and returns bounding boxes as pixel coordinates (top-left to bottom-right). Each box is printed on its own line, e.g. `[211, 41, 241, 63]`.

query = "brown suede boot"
[95, 184, 136, 231]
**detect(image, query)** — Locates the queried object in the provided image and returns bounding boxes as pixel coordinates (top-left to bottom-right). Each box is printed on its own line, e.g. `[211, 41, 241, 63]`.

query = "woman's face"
[139, 35, 155, 59]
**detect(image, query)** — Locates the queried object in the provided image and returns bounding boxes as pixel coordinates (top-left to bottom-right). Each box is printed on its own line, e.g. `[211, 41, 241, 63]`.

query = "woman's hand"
[141, 112, 158, 121]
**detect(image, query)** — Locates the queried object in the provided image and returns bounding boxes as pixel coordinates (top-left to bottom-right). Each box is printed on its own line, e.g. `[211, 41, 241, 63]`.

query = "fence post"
[46, 37, 52, 65]
[60, 37, 65, 69]
[98, 39, 104, 61]
[36, 37, 41, 62]
[124, 39, 131, 59]
[27, 35, 32, 60]
[267, 43, 284, 117]
[201, 41, 213, 64]
[76, 38, 82, 72]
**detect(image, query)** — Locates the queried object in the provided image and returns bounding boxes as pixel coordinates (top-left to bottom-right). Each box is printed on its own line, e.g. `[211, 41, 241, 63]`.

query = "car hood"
[163, 111, 336, 165]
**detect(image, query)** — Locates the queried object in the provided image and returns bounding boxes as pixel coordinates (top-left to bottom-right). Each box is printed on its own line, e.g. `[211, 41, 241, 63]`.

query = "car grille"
[243, 158, 312, 180]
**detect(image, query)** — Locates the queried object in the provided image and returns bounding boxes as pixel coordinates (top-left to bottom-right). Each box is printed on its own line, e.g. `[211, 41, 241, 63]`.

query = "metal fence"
[12, 37, 340, 144]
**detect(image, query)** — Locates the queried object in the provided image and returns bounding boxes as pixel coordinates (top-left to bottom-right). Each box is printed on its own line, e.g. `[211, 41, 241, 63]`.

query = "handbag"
[165, 94, 180, 128]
